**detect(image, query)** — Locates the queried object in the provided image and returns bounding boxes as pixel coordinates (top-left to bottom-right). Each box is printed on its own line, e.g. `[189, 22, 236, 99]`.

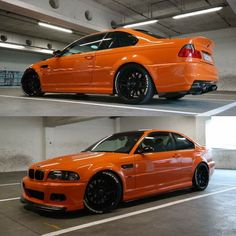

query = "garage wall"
[0, 117, 44, 172]
[0, 117, 235, 172]
[182, 27, 236, 91]
[45, 118, 115, 159]
[119, 117, 197, 141]
[206, 116, 236, 169]
[0, 48, 51, 86]
[0, 48, 48, 71]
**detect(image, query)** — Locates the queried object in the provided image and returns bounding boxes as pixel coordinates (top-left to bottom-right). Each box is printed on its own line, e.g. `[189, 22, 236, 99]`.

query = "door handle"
[84, 55, 94, 60]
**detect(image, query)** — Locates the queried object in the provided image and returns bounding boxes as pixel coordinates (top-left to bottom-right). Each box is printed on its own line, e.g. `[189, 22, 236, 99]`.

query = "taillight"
[178, 44, 202, 59]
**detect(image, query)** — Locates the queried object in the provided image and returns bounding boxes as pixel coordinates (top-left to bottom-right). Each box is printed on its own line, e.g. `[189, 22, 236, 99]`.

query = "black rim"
[85, 175, 119, 211]
[22, 72, 41, 96]
[196, 166, 209, 188]
[117, 70, 149, 100]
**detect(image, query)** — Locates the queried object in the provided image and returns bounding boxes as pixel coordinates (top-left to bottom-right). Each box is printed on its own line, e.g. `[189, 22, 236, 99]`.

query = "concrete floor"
[0, 169, 236, 236]
[0, 88, 236, 116]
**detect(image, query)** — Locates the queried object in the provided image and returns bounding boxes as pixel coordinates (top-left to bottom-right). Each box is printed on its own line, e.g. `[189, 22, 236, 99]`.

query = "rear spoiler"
[191, 37, 215, 52]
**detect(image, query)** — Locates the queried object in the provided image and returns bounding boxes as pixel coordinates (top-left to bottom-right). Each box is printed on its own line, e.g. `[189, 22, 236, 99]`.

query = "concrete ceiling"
[94, 0, 236, 36]
[0, 10, 83, 44]
[0, 0, 236, 44]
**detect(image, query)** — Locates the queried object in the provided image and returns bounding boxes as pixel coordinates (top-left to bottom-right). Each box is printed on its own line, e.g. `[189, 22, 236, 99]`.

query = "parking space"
[0, 170, 235, 236]
[0, 89, 236, 116]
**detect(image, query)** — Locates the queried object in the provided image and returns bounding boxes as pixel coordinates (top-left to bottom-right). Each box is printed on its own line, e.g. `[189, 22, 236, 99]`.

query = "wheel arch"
[192, 160, 209, 178]
[112, 62, 158, 95]
[85, 168, 125, 200]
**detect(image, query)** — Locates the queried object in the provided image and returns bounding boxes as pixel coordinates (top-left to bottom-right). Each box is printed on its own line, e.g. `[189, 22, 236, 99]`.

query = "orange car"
[21, 130, 215, 214]
[21, 28, 219, 104]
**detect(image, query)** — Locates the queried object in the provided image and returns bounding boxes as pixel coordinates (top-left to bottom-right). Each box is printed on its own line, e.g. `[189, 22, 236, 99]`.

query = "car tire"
[193, 163, 209, 191]
[115, 64, 155, 104]
[21, 69, 44, 97]
[84, 171, 122, 214]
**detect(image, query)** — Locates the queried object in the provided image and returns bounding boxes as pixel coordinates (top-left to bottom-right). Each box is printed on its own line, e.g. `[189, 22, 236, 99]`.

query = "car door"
[92, 31, 139, 93]
[171, 132, 196, 182]
[40, 33, 106, 92]
[134, 132, 182, 192]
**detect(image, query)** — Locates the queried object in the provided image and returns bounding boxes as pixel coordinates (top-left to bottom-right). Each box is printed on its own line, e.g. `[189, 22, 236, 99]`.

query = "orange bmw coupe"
[21, 28, 219, 104]
[21, 130, 215, 214]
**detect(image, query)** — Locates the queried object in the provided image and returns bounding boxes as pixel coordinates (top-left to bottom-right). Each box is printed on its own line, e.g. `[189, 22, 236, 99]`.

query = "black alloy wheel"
[84, 171, 122, 214]
[115, 64, 155, 104]
[193, 163, 209, 191]
[21, 69, 44, 97]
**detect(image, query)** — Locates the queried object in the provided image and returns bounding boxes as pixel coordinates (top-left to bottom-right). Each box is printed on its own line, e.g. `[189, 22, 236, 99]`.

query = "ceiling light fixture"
[0, 42, 25, 50]
[123, 20, 158, 28]
[38, 22, 73, 33]
[38, 49, 54, 54]
[173, 6, 223, 19]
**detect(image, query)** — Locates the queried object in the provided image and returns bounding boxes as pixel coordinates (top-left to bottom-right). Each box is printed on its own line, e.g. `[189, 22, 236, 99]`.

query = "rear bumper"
[208, 161, 216, 177]
[148, 62, 219, 94]
[189, 80, 218, 95]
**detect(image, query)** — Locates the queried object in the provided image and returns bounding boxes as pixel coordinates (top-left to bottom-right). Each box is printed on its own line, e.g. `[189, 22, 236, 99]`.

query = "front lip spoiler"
[20, 196, 67, 213]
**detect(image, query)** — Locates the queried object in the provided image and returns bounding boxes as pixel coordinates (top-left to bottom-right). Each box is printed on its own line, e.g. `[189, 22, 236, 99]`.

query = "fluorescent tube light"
[0, 42, 25, 50]
[38, 49, 54, 54]
[173, 7, 223, 19]
[38, 22, 73, 33]
[123, 20, 158, 28]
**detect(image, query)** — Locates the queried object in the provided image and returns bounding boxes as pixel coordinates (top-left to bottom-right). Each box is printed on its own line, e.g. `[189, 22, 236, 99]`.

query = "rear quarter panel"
[94, 39, 184, 93]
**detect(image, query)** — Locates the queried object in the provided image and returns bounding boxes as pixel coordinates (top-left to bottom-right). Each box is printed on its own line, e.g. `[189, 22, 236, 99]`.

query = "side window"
[172, 133, 195, 150]
[99, 32, 138, 50]
[139, 132, 175, 153]
[62, 33, 106, 56]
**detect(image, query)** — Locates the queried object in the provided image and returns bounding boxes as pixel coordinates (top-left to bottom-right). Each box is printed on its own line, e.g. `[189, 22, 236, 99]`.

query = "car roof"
[83, 28, 162, 42]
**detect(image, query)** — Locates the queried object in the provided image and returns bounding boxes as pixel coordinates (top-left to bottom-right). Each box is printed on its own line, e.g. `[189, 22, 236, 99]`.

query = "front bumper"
[21, 176, 86, 212]
[21, 196, 66, 212]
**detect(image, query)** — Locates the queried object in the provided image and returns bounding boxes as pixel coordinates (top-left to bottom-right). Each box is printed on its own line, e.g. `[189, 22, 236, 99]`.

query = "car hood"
[31, 152, 126, 171]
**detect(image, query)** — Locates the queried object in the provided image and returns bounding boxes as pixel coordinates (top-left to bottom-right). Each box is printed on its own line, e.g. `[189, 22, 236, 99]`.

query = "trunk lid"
[191, 37, 215, 65]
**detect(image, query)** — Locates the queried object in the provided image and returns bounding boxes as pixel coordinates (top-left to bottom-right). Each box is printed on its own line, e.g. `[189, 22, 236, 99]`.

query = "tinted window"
[62, 33, 106, 56]
[138, 132, 175, 153]
[84, 131, 144, 154]
[172, 133, 195, 150]
[99, 31, 138, 50]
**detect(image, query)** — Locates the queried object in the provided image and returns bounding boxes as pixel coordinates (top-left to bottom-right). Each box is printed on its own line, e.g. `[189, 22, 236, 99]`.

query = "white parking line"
[0, 95, 198, 115]
[0, 197, 20, 202]
[198, 102, 236, 116]
[42, 186, 236, 236]
[185, 97, 235, 102]
[0, 183, 20, 187]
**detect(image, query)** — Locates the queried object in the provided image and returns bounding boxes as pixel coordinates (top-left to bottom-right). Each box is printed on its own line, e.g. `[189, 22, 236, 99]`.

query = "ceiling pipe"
[116, 3, 227, 28]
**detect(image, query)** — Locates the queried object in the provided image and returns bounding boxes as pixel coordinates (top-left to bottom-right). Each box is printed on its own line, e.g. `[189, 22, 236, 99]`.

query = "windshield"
[84, 131, 144, 154]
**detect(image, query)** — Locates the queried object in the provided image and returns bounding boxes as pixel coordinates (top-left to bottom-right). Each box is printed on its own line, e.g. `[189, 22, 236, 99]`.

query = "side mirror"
[53, 50, 62, 57]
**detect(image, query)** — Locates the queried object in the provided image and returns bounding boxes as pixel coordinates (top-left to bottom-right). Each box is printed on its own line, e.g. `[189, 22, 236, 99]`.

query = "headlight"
[48, 171, 80, 181]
